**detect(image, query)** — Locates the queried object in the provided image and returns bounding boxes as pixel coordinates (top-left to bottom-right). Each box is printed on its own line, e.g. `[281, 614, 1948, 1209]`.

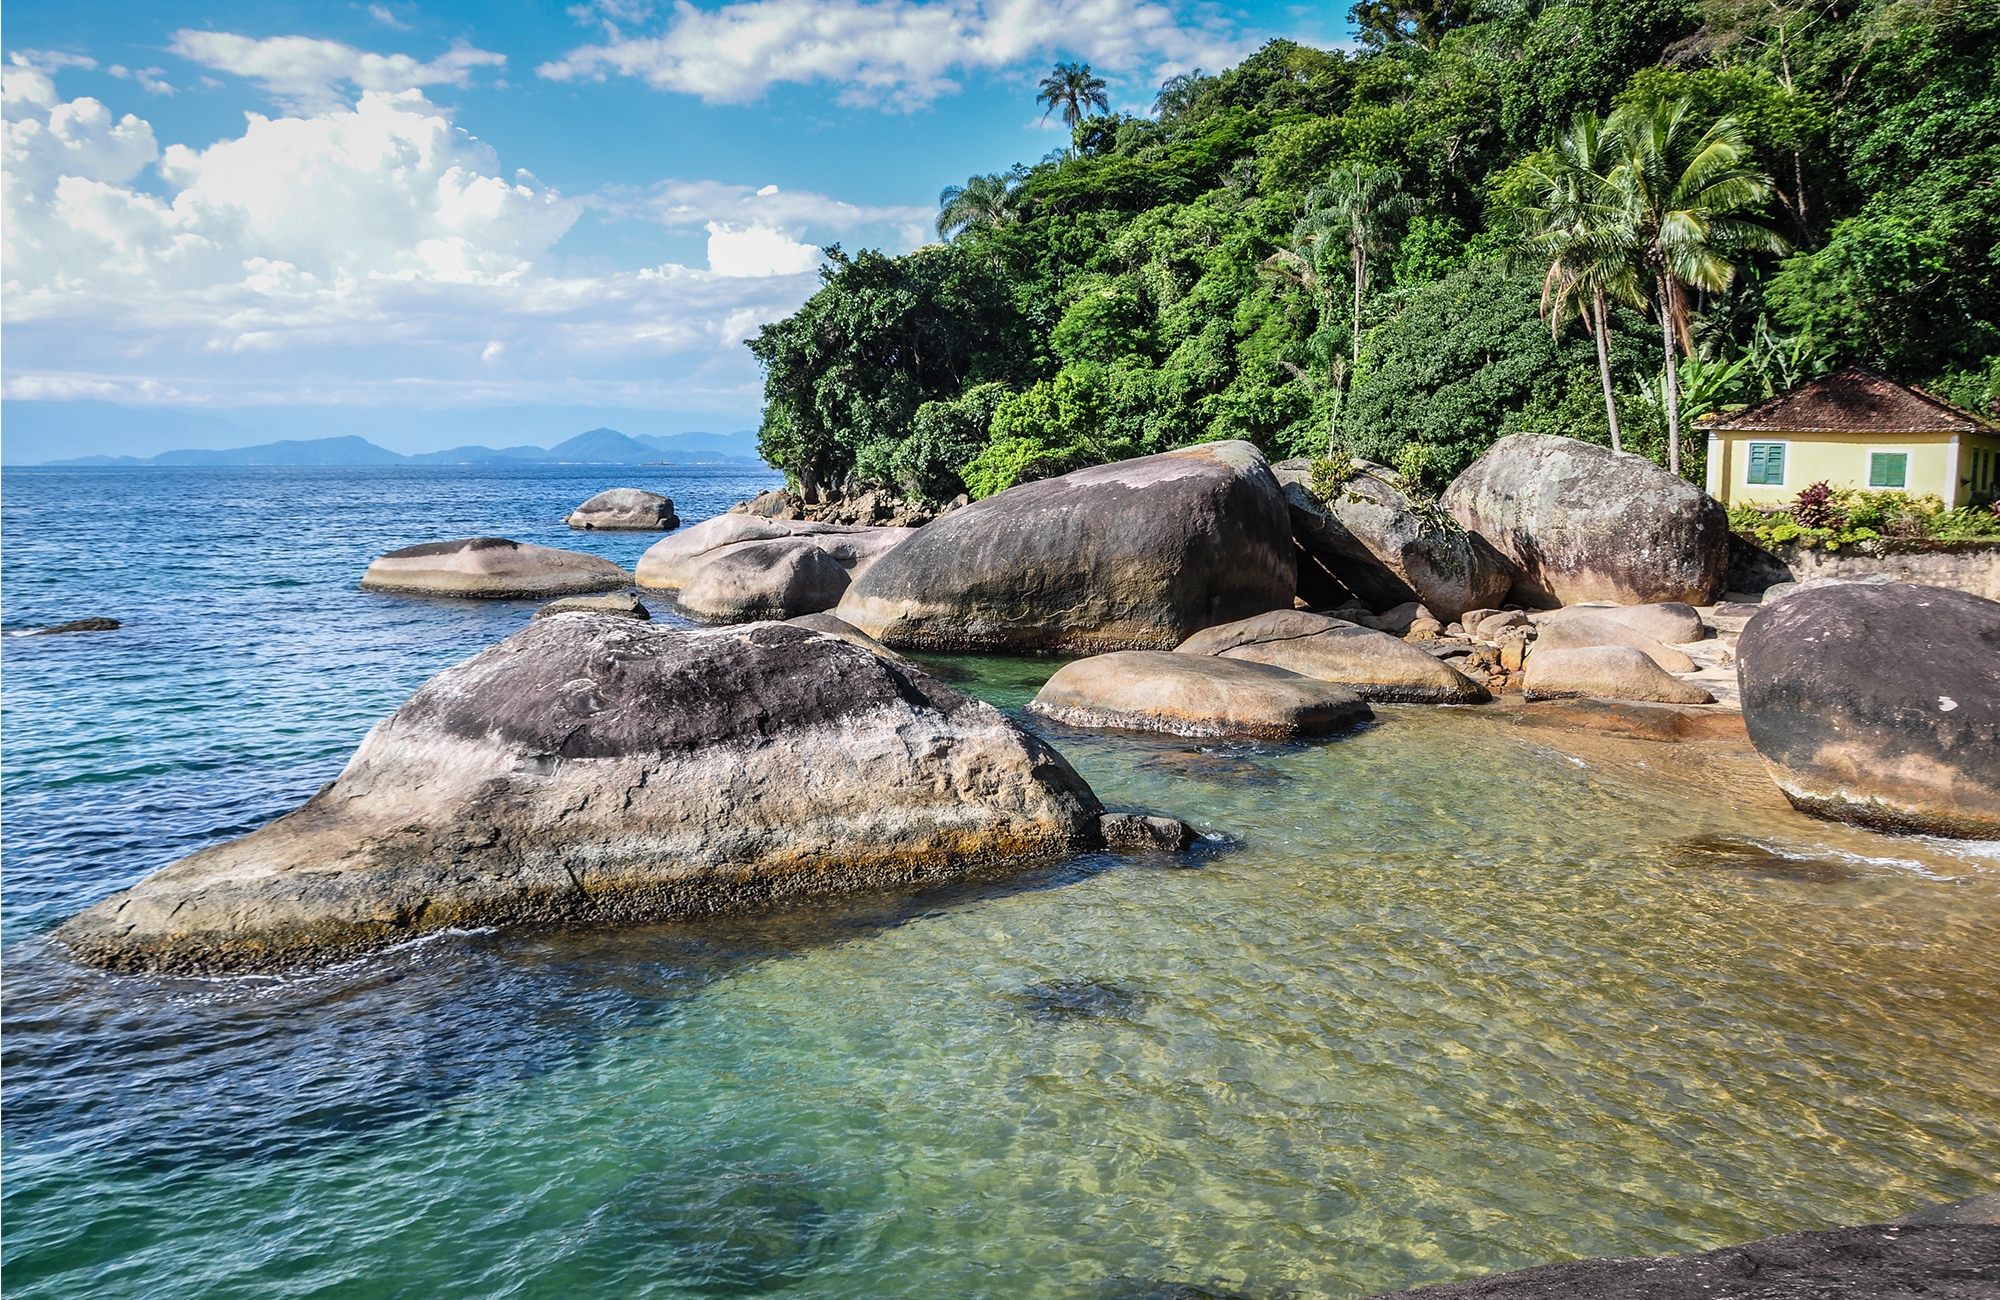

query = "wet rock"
[565, 488, 679, 531]
[783, 611, 909, 664]
[1030, 650, 1371, 739]
[54, 617, 1102, 973]
[1175, 610, 1488, 704]
[1443, 433, 1728, 607]
[837, 442, 1295, 654]
[676, 538, 850, 623]
[635, 515, 909, 591]
[30, 617, 120, 634]
[1894, 1191, 2000, 1226]
[1534, 614, 1698, 672]
[1542, 600, 1705, 644]
[1669, 833, 1859, 884]
[360, 537, 634, 599]
[1010, 978, 1142, 1023]
[1738, 582, 2000, 837]
[1100, 813, 1199, 852]
[533, 592, 650, 621]
[1135, 751, 1287, 786]
[1523, 645, 1715, 704]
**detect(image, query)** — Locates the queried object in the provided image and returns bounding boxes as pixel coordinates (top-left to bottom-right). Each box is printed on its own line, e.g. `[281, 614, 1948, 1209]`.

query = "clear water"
[4, 466, 1997, 1300]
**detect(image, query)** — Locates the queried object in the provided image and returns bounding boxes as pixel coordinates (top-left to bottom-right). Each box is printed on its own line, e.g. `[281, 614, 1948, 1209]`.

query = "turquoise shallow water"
[4, 466, 1997, 1299]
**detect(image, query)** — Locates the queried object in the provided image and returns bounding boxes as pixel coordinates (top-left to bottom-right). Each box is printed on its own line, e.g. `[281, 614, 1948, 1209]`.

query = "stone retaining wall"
[1727, 534, 2000, 600]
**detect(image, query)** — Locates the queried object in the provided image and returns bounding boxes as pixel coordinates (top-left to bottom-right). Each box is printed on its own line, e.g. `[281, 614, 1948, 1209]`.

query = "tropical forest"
[747, 0, 1998, 507]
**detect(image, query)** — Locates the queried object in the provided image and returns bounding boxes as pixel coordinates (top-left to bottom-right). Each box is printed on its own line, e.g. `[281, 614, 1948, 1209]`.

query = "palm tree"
[1153, 69, 1205, 120]
[1037, 62, 1109, 150]
[936, 169, 1025, 241]
[1602, 98, 1788, 475]
[1515, 114, 1644, 452]
[1298, 164, 1416, 377]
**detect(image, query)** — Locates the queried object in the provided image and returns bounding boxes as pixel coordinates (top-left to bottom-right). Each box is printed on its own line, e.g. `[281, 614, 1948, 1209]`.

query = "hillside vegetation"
[750, 0, 1998, 501]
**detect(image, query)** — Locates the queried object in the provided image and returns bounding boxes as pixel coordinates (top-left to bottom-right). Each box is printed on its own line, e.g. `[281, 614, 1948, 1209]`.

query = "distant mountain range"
[38, 427, 767, 468]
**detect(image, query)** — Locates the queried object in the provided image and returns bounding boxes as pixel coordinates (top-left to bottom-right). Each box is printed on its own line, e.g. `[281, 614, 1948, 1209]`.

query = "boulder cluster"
[731, 481, 962, 529]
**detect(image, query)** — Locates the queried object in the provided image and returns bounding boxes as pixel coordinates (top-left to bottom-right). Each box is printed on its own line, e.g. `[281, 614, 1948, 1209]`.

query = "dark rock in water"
[835, 442, 1295, 654]
[1100, 813, 1199, 853]
[1095, 1280, 1255, 1300]
[1272, 458, 1512, 623]
[31, 617, 120, 634]
[1738, 582, 2000, 837]
[1362, 1223, 2000, 1299]
[566, 487, 679, 530]
[676, 537, 850, 623]
[533, 592, 649, 620]
[1668, 834, 1857, 884]
[1137, 750, 1288, 786]
[657, 1180, 837, 1296]
[360, 537, 633, 599]
[1031, 651, 1372, 740]
[53, 616, 1103, 973]
[1010, 978, 1140, 1022]
[1442, 434, 1728, 607]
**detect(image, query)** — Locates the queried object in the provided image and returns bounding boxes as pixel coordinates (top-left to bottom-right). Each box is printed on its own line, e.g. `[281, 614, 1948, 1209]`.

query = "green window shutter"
[1869, 452, 1907, 488]
[1747, 442, 1784, 485]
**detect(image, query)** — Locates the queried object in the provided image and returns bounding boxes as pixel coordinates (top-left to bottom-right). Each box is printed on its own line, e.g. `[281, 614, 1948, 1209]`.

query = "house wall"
[1704, 429, 1998, 507]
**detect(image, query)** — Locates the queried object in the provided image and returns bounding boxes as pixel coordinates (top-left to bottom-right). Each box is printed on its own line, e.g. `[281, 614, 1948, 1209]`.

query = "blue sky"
[3, 0, 1353, 455]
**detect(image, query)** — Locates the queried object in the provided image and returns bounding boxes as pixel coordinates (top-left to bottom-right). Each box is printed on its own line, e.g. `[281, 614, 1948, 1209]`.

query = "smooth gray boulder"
[1534, 614, 1698, 672]
[360, 537, 633, 599]
[1029, 650, 1371, 739]
[54, 617, 1103, 973]
[676, 538, 850, 623]
[1272, 458, 1512, 624]
[1443, 434, 1728, 607]
[783, 612, 909, 664]
[1738, 582, 1999, 837]
[1524, 645, 1714, 704]
[533, 592, 650, 621]
[1175, 610, 1488, 703]
[636, 515, 908, 590]
[836, 442, 1295, 654]
[567, 488, 679, 531]
[1541, 600, 1705, 644]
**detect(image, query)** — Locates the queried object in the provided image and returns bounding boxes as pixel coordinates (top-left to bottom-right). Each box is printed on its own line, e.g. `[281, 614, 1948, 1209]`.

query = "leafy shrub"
[1792, 480, 1840, 529]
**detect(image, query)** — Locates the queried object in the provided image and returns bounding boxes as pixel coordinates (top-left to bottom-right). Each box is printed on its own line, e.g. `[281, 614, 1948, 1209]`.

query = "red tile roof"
[1699, 365, 1994, 434]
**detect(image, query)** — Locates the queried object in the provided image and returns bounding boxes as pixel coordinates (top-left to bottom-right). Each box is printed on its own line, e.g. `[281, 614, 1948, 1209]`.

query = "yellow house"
[1701, 365, 2000, 508]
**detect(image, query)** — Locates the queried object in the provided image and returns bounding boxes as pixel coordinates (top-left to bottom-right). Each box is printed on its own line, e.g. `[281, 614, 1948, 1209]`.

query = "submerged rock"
[1442, 433, 1728, 607]
[566, 488, 679, 531]
[533, 592, 650, 621]
[360, 537, 633, 599]
[1523, 645, 1715, 704]
[29, 617, 120, 635]
[1099, 813, 1200, 853]
[1737, 582, 2000, 837]
[54, 617, 1103, 973]
[676, 538, 850, 623]
[634, 515, 909, 591]
[835, 442, 1295, 654]
[1175, 610, 1488, 704]
[1030, 650, 1371, 739]
[1272, 458, 1512, 623]
[1533, 614, 1698, 672]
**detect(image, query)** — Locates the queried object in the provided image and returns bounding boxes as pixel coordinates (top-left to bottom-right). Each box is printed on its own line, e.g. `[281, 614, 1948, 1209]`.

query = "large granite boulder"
[635, 516, 908, 590]
[360, 538, 633, 599]
[1442, 434, 1728, 607]
[534, 592, 650, 621]
[1540, 600, 1706, 644]
[1029, 651, 1371, 739]
[783, 612, 909, 664]
[54, 617, 1103, 973]
[1524, 646, 1714, 704]
[567, 488, 679, 531]
[1737, 582, 2000, 837]
[1534, 614, 1698, 672]
[676, 538, 850, 623]
[1175, 610, 1488, 704]
[835, 442, 1295, 654]
[1272, 459, 1512, 623]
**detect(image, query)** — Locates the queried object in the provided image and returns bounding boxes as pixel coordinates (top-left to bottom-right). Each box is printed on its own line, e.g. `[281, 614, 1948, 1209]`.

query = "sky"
[2, 0, 1354, 456]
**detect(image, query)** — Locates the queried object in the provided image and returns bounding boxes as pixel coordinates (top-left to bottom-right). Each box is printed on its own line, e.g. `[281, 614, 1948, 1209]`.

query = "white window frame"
[1865, 446, 1912, 491]
[1744, 439, 1789, 488]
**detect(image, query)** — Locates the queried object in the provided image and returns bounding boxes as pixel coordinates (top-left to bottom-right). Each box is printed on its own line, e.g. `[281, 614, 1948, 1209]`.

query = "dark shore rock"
[1365, 1222, 1999, 1299]
[30, 617, 120, 635]
[1099, 813, 1200, 852]
[676, 538, 850, 623]
[1273, 458, 1513, 623]
[533, 592, 649, 620]
[836, 442, 1295, 654]
[1030, 650, 1371, 739]
[634, 515, 909, 591]
[1524, 646, 1714, 704]
[1737, 582, 2000, 837]
[1442, 434, 1728, 607]
[360, 537, 633, 599]
[566, 488, 679, 530]
[1175, 610, 1489, 704]
[1725, 530, 1795, 595]
[53, 617, 1103, 973]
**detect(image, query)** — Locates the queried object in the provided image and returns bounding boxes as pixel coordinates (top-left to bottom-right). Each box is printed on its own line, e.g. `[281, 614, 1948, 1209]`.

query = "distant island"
[36, 427, 767, 468]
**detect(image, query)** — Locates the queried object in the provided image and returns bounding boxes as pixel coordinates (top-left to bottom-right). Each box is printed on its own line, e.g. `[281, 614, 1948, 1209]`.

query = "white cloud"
[536, 0, 1255, 108]
[369, 5, 415, 31]
[602, 177, 934, 250]
[107, 64, 178, 96]
[1, 81, 828, 410]
[167, 31, 506, 113]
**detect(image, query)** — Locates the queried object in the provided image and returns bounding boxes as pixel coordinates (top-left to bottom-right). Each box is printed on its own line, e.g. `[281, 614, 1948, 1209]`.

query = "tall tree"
[1037, 62, 1110, 148]
[937, 169, 1026, 240]
[1514, 114, 1644, 452]
[1603, 98, 1786, 474]
[1299, 164, 1417, 380]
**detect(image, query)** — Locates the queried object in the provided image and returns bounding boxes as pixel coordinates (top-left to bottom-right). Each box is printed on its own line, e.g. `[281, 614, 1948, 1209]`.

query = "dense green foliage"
[749, 0, 2000, 502]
